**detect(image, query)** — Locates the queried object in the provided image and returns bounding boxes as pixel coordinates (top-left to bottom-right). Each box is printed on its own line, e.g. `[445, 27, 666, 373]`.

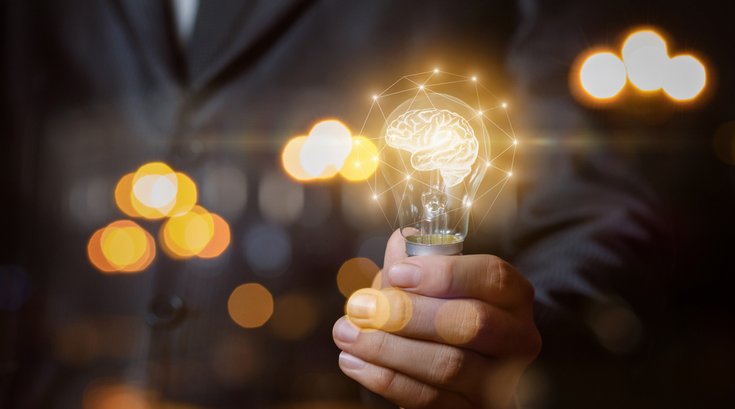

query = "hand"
[333, 230, 542, 408]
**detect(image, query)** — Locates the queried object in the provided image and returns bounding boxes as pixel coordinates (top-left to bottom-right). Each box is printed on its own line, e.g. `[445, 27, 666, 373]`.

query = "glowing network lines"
[360, 69, 518, 232]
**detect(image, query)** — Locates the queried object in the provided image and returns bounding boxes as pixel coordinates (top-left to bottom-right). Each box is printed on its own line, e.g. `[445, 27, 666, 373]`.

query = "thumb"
[381, 229, 408, 288]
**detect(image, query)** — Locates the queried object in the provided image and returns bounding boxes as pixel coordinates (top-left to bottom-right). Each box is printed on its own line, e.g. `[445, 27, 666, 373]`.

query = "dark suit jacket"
[7, 0, 728, 408]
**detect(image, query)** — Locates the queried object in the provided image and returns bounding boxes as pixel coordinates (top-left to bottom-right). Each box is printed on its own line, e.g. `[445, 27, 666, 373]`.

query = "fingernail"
[333, 318, 359, 343]
[388, 263, 420, 288]
[339, 352, 366, 370]
[347, 291, 377, 319]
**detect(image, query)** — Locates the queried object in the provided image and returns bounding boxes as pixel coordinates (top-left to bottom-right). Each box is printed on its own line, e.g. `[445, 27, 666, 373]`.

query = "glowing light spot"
[465, 200, 472, 208]
[346, 287, 412, 332]
[433, 68, 440, 74]
[87, 220, 155, 274]
[337, 257, 380, 297]
[477, 110, 483, 115]
[300, 119, 353, 179]
[419, 85, 425, 90]
[340, 136, 379, 182]
[83, 383, 149, 409]
[501, 102, 508, 109]
[114, 173, 141, 218]
[663, 54, 706, 102]
[270, 292, 319, 340]
[507, 171, 513, 177]
[159, 205, 215, 259]
[485, 161, 491, 167]
[579, 51, 627, 99]
[228, 283, 274, 329]
[281, 136, 312, 181]
[196, 213, 231, 259]
[372, 94, 379, 101]
[372, 194, 378, 200]
[622, 29, 668, 92]
[513, 139, 518, 145]
[405, 174, 411, 180]
[471, 76, 478, 82]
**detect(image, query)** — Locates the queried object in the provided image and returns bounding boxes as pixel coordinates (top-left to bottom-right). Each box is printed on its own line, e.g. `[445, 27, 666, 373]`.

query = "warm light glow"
[300, 119, 353, 178]
[337, 257, 380, 297]
[88, 220, 155, 274]
[622, 30, 668, 92]
[159, 205, 215, 259]
[196, 213, 231, 259]
[114, 173, 141, 218]
[270, 292, 319, 340]
[340, 136, 379, 181]
[83, 383, 149, 409]
[281, 136, 313, 181]
[663, 54, 707, 102]
[433, 68, 440, 74]
[579, 51, 627, 99]
[471, 76, 477, 82]
[123, 162, 198, 219]
[419, 84, 425, 90]
[372, 94, 379, 101]
[228, 283, 274, 329]
[501, 102, 508, 109]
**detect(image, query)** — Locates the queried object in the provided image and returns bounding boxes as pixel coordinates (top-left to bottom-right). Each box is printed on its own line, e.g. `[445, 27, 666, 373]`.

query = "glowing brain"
[385, 109, 478, 187]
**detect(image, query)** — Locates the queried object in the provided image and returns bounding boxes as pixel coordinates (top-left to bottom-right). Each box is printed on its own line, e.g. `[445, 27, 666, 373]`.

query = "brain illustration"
[385, 109, 478, 187]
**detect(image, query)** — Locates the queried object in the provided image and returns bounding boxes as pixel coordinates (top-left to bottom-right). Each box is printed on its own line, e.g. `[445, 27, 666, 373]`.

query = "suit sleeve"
[505, 0, 671, 345]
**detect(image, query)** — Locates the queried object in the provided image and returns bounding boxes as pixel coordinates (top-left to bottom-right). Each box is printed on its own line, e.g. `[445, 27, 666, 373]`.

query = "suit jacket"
[3, 0, 710, 408]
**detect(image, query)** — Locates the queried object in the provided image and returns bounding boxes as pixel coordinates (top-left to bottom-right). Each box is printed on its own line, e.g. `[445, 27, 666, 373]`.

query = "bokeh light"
[578, 51, 627, 100]
[117, 162, 198, 220]
[300, 119, 353, 178]
[270, 292, 319, 340]
[346, 287, 412, 332]
[88, 220, 155, 274]
[281, 136, 313, 181]
[83, 383, 149, 409]
[336, 257, 380, 298]
[339, 136, 379, 181]
[210, 333, 263, 387]
[282, 119, 374, 183]
[259, 170, 304, 225]
[200, 163, 248, 219]
[196, 213, 231, 259]
[228, 283, 274, 329]
[663, 54, 707, 101]
[243, 223, 292, 277]
[622, 29, 669, 91]
[159, 205, 215, 259]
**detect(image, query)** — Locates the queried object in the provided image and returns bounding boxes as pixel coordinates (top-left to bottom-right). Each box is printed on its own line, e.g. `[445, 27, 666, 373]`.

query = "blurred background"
[1, 0, 734, 408]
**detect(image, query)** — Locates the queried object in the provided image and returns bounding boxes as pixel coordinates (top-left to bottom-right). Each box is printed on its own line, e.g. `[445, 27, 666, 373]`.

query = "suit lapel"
[111, 0, 185, 83]
[186, 0, 314, 90]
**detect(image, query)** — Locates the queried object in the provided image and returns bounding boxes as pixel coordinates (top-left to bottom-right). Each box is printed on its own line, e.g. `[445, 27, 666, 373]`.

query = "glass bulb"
[380, 93, 489, 256]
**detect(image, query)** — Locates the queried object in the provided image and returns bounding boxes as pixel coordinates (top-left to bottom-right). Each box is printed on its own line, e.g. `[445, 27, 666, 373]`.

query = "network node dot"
[433, 68, 440, 74]
[501, 102, 508, 109]
[471, 76, 478, 82]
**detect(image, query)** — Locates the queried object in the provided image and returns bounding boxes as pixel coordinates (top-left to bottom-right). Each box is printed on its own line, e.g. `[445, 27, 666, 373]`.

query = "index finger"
[386, 254, 534, 310]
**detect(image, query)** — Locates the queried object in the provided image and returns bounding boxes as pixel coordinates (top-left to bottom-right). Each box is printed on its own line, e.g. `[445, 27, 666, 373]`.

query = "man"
[1, 1, 681, 408]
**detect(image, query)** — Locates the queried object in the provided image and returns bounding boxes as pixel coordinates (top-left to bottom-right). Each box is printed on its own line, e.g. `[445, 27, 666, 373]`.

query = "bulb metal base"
[405, 235, 463, 256]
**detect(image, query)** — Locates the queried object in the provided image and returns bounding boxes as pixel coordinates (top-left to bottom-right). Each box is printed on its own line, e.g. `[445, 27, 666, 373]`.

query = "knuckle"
[414, 383, 441, 408]
[483, 255, 511, 293]
[374, 367, 399, 395]
[371, 330, 392, 358]
[431, 345, 466, 385]
[435, 257, 455, 294]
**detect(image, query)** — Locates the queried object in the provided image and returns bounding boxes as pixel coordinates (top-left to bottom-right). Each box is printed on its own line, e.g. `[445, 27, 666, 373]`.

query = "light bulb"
[380, 92, 489, 256]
